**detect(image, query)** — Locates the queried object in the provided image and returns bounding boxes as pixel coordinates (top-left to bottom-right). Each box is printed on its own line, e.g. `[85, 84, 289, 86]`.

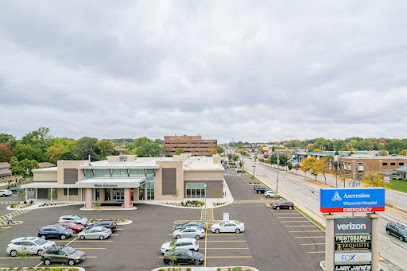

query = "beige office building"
[22, 154, 224, 209]
[164, 135, 217, 156]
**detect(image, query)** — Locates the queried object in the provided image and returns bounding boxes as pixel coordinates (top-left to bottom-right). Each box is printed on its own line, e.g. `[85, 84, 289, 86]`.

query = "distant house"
[0, 162, 12, 183]
[38, 162, 56, 169]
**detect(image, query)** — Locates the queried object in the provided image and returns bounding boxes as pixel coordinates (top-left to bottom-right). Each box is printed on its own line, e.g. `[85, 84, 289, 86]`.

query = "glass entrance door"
[112, 189, 124, 201]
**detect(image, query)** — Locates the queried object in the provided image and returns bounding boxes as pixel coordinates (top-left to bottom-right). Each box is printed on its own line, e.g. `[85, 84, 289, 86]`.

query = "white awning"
[21, 183, 77, 189]
[75, 178, 146, 188]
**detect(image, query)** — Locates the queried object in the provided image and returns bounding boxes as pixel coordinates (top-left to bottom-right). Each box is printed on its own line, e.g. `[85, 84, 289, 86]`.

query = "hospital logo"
[332, 191, 342, 201]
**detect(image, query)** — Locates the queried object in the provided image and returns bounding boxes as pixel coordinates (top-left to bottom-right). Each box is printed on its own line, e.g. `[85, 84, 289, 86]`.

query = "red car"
[272, 201, 294, 210]
[55, 222, 84, 233]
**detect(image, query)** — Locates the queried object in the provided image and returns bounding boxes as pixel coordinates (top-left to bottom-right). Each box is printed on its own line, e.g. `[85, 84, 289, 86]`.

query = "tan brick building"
[342, 156, 407, 174]
[164, 135, 217, 156]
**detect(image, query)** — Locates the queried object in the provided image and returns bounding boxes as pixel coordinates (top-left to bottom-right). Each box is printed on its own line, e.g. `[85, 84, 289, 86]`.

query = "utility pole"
[276, 171, 279, 194]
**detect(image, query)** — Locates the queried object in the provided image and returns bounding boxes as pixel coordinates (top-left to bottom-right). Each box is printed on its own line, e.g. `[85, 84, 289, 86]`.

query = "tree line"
[0, 128, 163, 177]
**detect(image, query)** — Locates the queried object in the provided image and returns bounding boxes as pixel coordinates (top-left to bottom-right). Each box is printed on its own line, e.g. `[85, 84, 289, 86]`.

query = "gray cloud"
[1, 0, 407, 143]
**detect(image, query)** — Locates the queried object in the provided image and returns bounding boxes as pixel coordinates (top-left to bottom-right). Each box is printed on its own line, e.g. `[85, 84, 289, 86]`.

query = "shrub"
[10, 204, 14, 208]
[232, 268, 242, 271]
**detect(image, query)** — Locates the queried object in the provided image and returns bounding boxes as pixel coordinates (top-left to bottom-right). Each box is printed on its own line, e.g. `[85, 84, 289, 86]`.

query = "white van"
[0, 190, 12, 197]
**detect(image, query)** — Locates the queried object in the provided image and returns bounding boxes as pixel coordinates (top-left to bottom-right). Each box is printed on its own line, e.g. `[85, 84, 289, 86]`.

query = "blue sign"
[320, 188, 385, 213]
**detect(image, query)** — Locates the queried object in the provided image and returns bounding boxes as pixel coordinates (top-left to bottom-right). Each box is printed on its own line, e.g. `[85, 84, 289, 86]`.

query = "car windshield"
[63, 247, 76, 255]
[69, 223, 77, 226]
[186, 250, 193, 256]
[34, 239, 47, 245]
[73, 216, 82, 220]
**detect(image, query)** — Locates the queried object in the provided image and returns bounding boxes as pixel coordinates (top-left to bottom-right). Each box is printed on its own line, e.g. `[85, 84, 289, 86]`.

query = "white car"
[211, 221, 245, 234]
[7, 237, 56, 257]
[161, 238, 199, 254]
[264, 190, 278, 198]
[0, 190, 12, 197]
[172, 227, 205, 240]
[78, 226, 111, 240]
[59, 215, 88, 226]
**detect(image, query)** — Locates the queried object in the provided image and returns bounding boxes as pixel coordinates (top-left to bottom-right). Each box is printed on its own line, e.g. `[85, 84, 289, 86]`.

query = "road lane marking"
[295, 236, 325, 238]
[308, 251, 325, 254]
[275, 216, 304, 218]
[301, 243, 325, 246]
[116, 228, 125, 230]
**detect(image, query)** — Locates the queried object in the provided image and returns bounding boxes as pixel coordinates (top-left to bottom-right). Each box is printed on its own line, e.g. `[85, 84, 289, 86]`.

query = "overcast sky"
[1, 1, 407, 143]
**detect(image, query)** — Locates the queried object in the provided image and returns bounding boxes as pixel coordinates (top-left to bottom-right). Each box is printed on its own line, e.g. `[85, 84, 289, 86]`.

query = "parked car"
[9, 187, 23, 194]
[41, 245, 85, 266]
[236, 168, 243, 173]
[161, 238, 199, 254]
[175, 221, 206, 230]
[86, 220, 117, 232]
[0, 190, 12, 197]
[386, 222, 407, 241]
[59, 215, 88, 226]
[78, 226, 111, 240]
[172, 227, 205, 239]
[272, 201, 294, 210]
[38, 225, 73, 240]
[254, 185, 269, 193]
[55, 222, 84, 233]
[264, 190, 278, 198]
[211, 220, 245, 234]
[163, 249, 204, 265]
[7, 237, 56, 257]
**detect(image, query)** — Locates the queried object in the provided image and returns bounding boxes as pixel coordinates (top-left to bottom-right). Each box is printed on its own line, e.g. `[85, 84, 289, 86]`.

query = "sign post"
[321, 188, 385, 271]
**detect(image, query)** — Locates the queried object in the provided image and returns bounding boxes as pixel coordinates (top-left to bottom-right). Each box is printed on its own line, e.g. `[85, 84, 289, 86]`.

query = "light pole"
[204, 184, 207, 228]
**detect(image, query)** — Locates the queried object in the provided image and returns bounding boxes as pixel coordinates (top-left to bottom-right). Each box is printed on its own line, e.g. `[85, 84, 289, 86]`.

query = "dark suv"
[41, 245, 85, 266]
[163, 249, 204, 265]
[38, 225, 73, 240]
[386, 222, 407, 242]
[86, 220, 117, 232]
[254, 184, 270, 193]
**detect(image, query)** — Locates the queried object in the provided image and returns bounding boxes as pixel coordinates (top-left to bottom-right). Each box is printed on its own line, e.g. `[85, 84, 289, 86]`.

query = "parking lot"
[0, 170, 324, 271]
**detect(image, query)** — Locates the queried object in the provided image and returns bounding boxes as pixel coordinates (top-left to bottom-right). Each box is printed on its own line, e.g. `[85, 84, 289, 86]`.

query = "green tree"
[172, 188, 179, 200]
[98, 139, 115, 159]
[73, 137, 99, 160]
[134, 137, 152, 148]
[175, 148, 184, 155]
[19, 159, 39, 176]
[46, 143, 67, 164]
[356, 139, 374, 151]
[378, 150, 388, 156]
[58, 151, 77, 160]
[0, 133, 15, 143]
[14, 143, 43, 161]
[333, 140, 346, 152]
[399, 149, 407, 156]
[232, 154, 239, 162]
[10, 157, 25, 176]
[315, 138, 329, 150]
[167, 238, 178, 266]
[95, 198, 103, 218]
[0, 142, 13, 162]
[217, 146, 224, 154]
[287, 162, 293, 171]
[21, 127, 52, 152]
[50, 137, 76, 150]
[136, 142, 162, 157]
[125, 142, 136, 150]
[378, 143, 386, 150]
[18, 189, 26, 201]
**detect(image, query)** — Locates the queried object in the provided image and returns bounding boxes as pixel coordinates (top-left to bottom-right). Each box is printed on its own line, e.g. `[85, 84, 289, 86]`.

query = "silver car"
[161, 238, 199, 254]
[172, 227, 205, 240]
[78, 226, 111, 240]
[59, 215, 88, 226]
[7, 237, 56, 257]
[211, 220, 245, 234]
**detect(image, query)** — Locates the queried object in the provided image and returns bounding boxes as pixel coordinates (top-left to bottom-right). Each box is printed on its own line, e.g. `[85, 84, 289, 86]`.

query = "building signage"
[334, 218, 372, 234]
[335, 234, 372, 250]
[320, 188, 385, 213]
[94, 184, 118, 188]
[334, 265, 371, 271]
[334, 252, 371, 264]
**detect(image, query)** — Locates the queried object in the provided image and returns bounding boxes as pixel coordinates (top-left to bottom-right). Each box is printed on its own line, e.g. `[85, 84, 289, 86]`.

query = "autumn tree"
[0, 142, 13, 162]
[46, 143, 66, 164]
[360, 172, 389, 188]
[299, 157, 315, 177]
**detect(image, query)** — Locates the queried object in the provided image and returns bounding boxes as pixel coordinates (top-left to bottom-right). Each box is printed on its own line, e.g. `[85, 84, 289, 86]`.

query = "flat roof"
[184, 157, 225, 171]
[75, 178, 145, 188]
[22, 183, 77, 189]
[32, 167, 58, 172]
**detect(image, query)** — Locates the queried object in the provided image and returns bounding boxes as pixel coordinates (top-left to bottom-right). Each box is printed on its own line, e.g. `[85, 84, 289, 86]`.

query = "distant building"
[0, 163, 12, 183]
[341, 156, 406, 174]
[38, 162, 56, 169]
[164, 136, 217, 157]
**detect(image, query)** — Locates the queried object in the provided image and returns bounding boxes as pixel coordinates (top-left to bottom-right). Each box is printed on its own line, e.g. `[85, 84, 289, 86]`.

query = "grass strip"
[295, 206, 326, 232]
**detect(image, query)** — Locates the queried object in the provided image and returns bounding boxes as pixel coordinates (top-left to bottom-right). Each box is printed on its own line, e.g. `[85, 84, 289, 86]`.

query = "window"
[186, 183, 206, 198]
[129, 169, 144, 177]
[399, 162, 405, 166]
[382, 162, 388, 166]
[85, 169, 93, 179]
[112, 169, 128, 177]
[391, 162, 396, 166]
[63, 188, 78, 196]
[94, 169, 111, 177]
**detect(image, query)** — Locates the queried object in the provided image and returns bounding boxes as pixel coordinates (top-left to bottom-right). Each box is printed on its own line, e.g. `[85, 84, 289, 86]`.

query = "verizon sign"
[334, 218, 372, 234]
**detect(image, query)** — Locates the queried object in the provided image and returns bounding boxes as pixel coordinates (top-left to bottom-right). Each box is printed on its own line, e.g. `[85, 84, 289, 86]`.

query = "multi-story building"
[0, 162, 12, 183]
[164, 136, 217, 156]
[341, 156, 407, 174]
[22, 154, 224, 209]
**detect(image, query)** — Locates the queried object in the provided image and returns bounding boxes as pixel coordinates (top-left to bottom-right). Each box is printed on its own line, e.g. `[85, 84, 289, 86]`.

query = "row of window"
[186, 183, 206, 198]
[382, 162, 404, 166]
[63, 188, 79, 196]
[84, 169, 155, 180]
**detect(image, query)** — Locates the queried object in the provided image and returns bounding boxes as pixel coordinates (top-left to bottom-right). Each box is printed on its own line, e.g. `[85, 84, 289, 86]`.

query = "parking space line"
[207, 256, 252, 259]
[207, 233, 245, 236]
[295, 236, 325, 238]
[74, 248, 106, 250]
[206, 248, 249, 250]
[285, 225, 317, 228]
[116, 228, 125, 230]
[290, 230, 325, 234]
[280, 221, 311, 223]
[0, 256, 40, 259]
[301, 243, 325, 246]
[54, 240, 113, 243]
[308, 251, 325, 254]
[198, 240, 246, 243]
[65, 237, 77, 246]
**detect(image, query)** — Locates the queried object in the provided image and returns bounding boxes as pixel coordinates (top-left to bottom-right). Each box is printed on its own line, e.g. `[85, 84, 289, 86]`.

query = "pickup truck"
[254, 184, 270, 194]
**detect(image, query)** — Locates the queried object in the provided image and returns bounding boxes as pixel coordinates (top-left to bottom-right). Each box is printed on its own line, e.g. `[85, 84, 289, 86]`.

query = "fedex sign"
[320, 188, 385, 213]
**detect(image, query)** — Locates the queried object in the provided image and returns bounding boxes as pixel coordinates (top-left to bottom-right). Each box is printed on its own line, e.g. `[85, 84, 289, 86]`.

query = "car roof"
[176, 238, 196, 242]
[89, 226, 106, 230]
[11, 237, 40, 242]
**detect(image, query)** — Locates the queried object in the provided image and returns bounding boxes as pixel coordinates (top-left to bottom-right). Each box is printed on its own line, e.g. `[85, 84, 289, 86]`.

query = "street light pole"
[204, 184, 207, 228]
[276, 171, 279, 194]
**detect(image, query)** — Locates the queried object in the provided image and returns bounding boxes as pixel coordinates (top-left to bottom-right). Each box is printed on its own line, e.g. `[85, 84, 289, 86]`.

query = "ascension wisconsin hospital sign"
[320, 188, 385, 213]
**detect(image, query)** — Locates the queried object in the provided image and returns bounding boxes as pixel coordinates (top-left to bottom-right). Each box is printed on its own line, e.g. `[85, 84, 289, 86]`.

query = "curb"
[7, 203, 83, 211]
[151, 266, 260, 271]
[0, 268, 85, 271]
[80, 207, 137, 211]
